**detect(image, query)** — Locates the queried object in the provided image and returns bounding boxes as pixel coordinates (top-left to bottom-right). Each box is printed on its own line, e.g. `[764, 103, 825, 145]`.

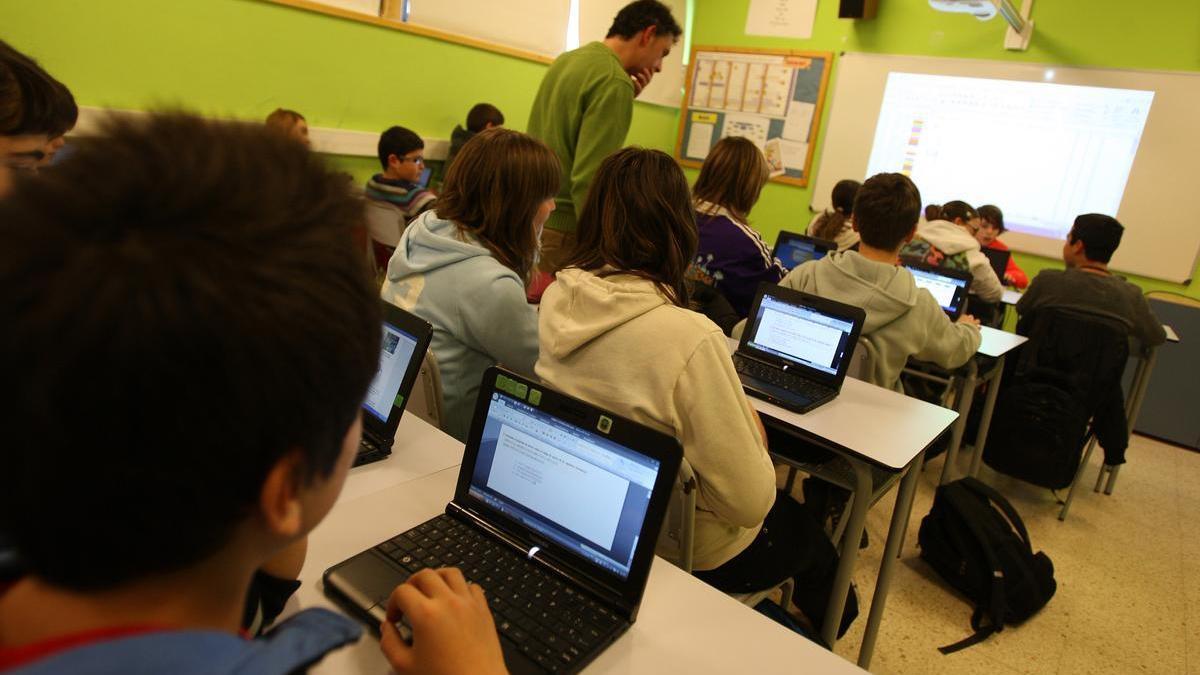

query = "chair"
[407, 349, 445, 430]
[363, 197, 406, 273]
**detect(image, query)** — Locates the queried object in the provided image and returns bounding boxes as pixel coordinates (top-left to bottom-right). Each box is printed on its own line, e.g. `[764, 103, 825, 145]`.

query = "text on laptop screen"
[775, 238, 828, 271]
[748, 295, 855, 376]
[363, 322, 419, 423]
[907, 266, 969, 314]
[468, 393, 661, 579]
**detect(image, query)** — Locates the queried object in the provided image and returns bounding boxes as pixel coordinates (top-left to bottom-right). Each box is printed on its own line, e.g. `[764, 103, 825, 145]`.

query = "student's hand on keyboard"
[958, 313, 982, 328]
[380, 567, 509, 675]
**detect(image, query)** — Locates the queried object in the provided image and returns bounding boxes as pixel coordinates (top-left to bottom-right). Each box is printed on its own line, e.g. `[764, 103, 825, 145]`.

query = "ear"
[640, 25, 658, 46]
[386, 153, 400, 170]
[259, 450, 307, 539]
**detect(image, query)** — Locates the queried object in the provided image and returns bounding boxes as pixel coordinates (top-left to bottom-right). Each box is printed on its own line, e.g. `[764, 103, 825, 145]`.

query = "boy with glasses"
[365, 125, 437, 269]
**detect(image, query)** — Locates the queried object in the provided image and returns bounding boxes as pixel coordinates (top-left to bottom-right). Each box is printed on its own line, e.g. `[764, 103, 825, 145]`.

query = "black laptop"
[325, 367, 682, 675]
[981, 247, 1011, 283]
[771, 231, 838, 272]
[733, 284, 866, 414]
[903, 262, 973, 320]
[354, 301, 434, 467]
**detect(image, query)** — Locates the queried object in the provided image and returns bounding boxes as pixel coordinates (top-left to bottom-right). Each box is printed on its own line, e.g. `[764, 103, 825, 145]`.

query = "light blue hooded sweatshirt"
[381, 210, 539, 441]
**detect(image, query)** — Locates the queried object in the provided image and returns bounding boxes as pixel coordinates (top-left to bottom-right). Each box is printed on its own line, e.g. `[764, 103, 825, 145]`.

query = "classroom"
[1, 1, 1198, 674]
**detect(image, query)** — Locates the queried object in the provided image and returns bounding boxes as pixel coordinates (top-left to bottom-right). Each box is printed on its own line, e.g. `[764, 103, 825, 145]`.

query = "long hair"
[564, 147, 697, 307]
[812, 178, 861, 241]
[436, 127, 560, 283]
[692, 136, 769, 223]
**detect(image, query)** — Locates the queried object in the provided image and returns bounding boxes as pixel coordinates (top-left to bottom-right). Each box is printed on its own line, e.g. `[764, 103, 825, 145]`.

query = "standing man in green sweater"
[527, 0, 682, 280]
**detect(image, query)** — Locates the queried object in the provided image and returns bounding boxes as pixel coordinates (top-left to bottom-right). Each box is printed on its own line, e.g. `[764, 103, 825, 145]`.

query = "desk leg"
[857, 451, 923, 669]
[938, 360, 978, 485]
[1102, 348, 1158, 497]
[967, 355, 1005, 478]
[820, 461, 872, 649]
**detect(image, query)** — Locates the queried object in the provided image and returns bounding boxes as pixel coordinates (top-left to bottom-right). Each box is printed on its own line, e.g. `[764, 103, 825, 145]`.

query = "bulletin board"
[676, 47, 833, 187]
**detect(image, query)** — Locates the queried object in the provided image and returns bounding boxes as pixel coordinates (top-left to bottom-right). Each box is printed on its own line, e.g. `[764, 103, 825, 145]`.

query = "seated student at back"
[264, 107, 310, 148]
[0, 40, 76, 189]
[364, 126, 438, 269]
[690, 136, 784, 319]
[975, 204, 1028, 289]
[447, 103, 503, 170]
[1017, 213, 1165, 348]
[537, 147, 856, 638]
[782, 173, 981, 391]
[382, 127, 558, 442]
[901, 199, 1004, 303]
[0, 113, 507, 675]
[808, 179, 861, 252]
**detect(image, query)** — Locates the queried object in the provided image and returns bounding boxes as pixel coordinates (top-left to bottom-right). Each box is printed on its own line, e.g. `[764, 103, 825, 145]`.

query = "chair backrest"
[406, 348, 445, 430]
[1014, 306, 1130, 408]
[847, 334, 880, 384]
[363, 198, 406, 248]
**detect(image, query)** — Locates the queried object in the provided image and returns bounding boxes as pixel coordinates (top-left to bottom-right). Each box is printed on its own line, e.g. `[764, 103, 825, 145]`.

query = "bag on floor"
[918, 477, 1056, 653]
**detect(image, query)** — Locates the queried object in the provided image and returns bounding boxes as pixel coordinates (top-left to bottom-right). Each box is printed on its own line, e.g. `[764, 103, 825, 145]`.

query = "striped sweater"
[364, 174, 436, 221]
[690, 201, 786, 318]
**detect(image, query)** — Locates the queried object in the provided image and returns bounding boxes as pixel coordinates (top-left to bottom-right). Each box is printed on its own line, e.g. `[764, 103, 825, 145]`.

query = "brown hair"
[264, 108, 304, 133]
[436, 127, 560, 282]
[692, 136, 769, 223]
[812, 178, 861, 241]
[853, 173, 922, 251]
[564, 147, 697, 307]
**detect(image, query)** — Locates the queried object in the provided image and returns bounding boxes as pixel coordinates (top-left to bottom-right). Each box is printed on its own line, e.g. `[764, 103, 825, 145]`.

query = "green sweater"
[527, 41, 634, 234]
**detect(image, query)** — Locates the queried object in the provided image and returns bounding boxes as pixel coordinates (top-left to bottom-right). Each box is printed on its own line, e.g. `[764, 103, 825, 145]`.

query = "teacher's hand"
[632, 67, 654, 97]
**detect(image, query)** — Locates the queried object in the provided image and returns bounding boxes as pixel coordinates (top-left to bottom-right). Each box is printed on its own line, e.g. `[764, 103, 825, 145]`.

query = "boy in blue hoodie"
[0, 114, 507, 675]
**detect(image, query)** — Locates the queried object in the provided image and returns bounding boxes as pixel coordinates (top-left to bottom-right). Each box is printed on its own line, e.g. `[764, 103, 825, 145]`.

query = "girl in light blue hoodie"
[381, 128, 560, 441]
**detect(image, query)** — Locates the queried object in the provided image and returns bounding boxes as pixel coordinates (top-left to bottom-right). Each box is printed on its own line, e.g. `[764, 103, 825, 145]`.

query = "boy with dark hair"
[0, 113, 507, 675]
[447, 102, 504, 169]
[776, 172, 981, 390]
[0, 40, 75, 190]
[527, 0, 682, 281]
[1017, 213, 1165, 348]
[364, 125, 437, 270]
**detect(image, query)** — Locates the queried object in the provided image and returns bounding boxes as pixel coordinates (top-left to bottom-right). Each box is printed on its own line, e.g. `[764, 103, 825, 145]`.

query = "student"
[807, 179, 861, 252]
[382, 127, 557, 442]
[264, 107, 310, 147]
[0, 40, 73, 192]
[783, 173, 981, 391]
[527, 0, 681, 278]
[690, 136, 784, 319]
[537, 147, 856, 639]
[364, 125, 438, 270]
[0, 113, 507, 675]
[446, 102, 503, 169]
[976, 204, 1028, 289]
[923, 203, 942, 222]
[900, 199, 1004, 302]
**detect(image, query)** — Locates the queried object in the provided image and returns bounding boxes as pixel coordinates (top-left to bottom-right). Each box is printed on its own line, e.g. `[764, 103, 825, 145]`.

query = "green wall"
[691, 0, 1200, 298]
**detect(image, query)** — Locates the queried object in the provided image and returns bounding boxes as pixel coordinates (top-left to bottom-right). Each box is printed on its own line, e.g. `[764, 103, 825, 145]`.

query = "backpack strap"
[936, 483, 1007, 654]
[958, 477, 1034, 554]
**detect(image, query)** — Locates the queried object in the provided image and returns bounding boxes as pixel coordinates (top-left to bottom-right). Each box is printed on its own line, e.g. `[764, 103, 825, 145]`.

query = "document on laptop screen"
[909, 268, 963, 312]
[749, 296, 853, 376]
[363, 323, 418, 423]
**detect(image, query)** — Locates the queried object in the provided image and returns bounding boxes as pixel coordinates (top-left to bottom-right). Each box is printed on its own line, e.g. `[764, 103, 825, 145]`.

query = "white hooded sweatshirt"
[909, 219, 1004, 302]
[535, 268, 777, 571]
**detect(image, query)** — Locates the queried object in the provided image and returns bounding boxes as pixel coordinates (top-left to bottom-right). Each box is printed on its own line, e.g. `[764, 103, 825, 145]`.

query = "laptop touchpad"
[327, 550, 407, 607]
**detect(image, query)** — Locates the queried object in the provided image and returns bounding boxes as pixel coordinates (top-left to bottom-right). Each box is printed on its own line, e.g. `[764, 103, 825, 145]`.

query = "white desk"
[297, 462, 866, 674]
[1001, 289, 1023, 306]
[726, 338, 957, 667]
[340, 415, 464, 503]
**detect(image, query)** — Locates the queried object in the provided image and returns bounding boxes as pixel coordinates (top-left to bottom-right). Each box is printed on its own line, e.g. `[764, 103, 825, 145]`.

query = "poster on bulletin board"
[676, 47, 833, 187]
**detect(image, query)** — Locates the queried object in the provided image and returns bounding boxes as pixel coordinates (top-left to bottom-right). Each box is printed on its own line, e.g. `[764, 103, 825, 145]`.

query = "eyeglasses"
[3, 149, 46, 171]
[400, 156, 425, 166]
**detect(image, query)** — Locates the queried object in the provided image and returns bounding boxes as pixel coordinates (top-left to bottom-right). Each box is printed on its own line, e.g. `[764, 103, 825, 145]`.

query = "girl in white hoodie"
[536, 147, 851, 637]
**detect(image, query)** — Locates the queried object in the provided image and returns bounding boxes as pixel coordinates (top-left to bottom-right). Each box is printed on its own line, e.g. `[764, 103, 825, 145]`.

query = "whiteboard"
[578, 0, 686, 108]
[812, 53, 1200, 283]
[408, 0, 571, 59]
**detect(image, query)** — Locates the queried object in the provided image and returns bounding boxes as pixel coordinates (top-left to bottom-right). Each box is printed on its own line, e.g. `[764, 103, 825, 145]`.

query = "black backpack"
[918, 477, 1056, 653]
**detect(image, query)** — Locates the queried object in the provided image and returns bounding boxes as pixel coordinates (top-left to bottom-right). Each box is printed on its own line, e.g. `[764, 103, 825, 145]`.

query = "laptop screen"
[467, 392, 662, 580]
[906, 265, 969, 317]
[774, 234, 832, 271]
[363, 322, 420, 424]
[747, 294, 856, 376]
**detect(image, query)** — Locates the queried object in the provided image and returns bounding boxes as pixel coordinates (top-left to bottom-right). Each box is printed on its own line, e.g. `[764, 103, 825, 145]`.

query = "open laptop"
[771, 231, 838, 272]
[903, 262, 973, 320]
[325, 367, 682, 675]
[354, 301, 434, 467]
[732, 284, 866, 414]
[981, 247, 1011, 283]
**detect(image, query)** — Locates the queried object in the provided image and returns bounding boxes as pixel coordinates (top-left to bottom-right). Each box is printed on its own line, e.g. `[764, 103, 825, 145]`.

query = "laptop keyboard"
[734, 354, 834, 401]
[352, 435, 389, 467]
[375, 514, 622, 673]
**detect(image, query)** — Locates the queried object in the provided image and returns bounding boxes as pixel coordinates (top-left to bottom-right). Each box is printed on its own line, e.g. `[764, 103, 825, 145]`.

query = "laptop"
[732, 284, 866, 414]
[416, 166, 433, 189]
[325, 367, 682, 675]
[354, 301, 434, 467]
[903, 262, 973, 320]
[981, 247, 1011, 283]
[771, 231, 838, 272]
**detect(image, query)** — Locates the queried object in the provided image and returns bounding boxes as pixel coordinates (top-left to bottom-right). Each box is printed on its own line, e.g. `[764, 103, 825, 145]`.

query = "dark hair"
[436, 127, 560, 282]
[977, 204, 1005, 233]
[812, 179, 861, 242]
[939, 200, 977, 224]
[466, 103, 504, 133]
[606, 0, 683, 39]
[852, 173, 922, 251]
[565, 147, 696, 306]
[0, 113, 381, 590]
[692, 136, 768, 223]
[265, 107, 305, 130]
[924, 204, 941, 221]
[1069, 213, 1124, 263]
[0, 40, 76, 137]
[377, 125, 424, 170]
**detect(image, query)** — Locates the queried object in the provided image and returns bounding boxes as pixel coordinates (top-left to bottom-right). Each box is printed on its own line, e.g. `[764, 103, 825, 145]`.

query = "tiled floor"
[781, 434, 1200, 674]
